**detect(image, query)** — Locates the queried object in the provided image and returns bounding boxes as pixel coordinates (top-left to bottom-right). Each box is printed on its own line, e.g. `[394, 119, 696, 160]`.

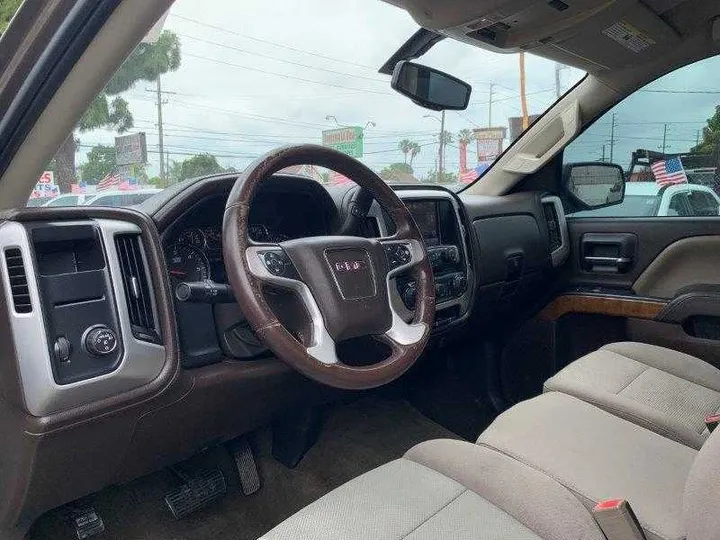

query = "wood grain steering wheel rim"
[222, 144, 435, 389]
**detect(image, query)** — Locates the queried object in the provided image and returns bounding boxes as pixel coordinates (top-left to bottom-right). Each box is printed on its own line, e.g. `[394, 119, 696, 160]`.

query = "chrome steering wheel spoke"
[245, 245, 339, 365]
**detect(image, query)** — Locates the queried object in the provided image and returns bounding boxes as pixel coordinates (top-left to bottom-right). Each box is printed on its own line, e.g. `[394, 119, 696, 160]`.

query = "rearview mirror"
[391, 61, 471, 111]
[564, 162, 626, 209]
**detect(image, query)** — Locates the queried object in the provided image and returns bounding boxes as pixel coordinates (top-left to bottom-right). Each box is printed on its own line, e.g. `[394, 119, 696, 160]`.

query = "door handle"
[580, 233, 637, 274]
[583, 256, 632, 265]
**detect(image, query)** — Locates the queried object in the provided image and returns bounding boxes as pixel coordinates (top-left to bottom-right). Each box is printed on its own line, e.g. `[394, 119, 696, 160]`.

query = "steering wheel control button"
[53, 336, 72, 363]
[262, 251, 287, 276]
[384, 243, 412, 269]
[84, 326, 118, 357]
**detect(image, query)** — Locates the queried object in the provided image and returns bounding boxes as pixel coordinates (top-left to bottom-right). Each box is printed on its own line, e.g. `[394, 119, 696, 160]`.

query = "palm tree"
[398, 139, 412, 164]
[457, 129, 473, 145]
[408, 142, 421, 166]
[457, 129, 473, 172]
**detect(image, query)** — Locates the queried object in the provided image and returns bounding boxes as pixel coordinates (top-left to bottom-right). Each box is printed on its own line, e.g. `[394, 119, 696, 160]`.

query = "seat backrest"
[684, 428, 720, 540]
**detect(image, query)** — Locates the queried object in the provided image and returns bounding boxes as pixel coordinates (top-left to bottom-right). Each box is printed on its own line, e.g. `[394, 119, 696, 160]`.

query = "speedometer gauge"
[166, 245, 210, 282]
[177, 227, 206, 249]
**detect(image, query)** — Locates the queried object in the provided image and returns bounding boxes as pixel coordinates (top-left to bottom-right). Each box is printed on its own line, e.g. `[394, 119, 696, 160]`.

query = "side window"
[564, 54, 720, 218]
[687, 190, 720, 216]
[667, 193, 690, 217]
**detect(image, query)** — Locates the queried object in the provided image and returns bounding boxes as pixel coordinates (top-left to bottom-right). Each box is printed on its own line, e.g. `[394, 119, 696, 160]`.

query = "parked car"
[573, 182, 720, 217]
[41, 193, 93, 207]
[83, 189, 162, 207]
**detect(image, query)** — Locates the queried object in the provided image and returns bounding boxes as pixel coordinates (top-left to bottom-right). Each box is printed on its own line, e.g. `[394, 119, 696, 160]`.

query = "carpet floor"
[27, 396, 457, 540]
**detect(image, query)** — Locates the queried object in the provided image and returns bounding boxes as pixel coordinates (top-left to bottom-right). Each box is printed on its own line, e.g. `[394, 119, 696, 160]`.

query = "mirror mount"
[391, 60, 472, 111]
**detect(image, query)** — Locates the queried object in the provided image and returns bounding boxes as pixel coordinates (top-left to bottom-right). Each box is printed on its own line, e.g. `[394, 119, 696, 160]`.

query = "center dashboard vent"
[543, 201, 562, 253]
[4, 248, 32, 313]
[115, 234, 160, 343]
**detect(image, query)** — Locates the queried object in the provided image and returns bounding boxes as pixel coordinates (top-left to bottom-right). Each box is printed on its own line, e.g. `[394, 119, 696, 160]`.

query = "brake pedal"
[165, 468, 227, 520]
[69, 506, 105, 540]
[227, 437, 261, 495]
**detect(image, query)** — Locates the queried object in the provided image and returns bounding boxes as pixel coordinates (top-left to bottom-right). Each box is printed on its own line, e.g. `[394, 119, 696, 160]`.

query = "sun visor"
[391, 0, 681, 73]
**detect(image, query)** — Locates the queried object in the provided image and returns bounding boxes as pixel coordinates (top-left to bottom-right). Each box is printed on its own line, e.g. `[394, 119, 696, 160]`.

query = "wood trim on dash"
[539, 294, 667, 321]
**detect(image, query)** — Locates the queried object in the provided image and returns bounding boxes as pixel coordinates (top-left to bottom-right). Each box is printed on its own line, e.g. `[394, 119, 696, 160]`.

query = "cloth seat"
[478, 392, 698, 540]
[260, 438, 605, 540]
[544, 341, 720, 449]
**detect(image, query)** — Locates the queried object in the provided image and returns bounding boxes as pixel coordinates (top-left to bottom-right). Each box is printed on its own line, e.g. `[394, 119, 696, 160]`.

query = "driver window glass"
[564, 53, 720, 218]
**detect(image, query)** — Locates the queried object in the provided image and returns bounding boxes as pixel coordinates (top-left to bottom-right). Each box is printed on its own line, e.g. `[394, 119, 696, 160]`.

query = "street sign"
[473, 127, 507, 162]
[115, 133, 147, 166]
[322, 126, 364, 158]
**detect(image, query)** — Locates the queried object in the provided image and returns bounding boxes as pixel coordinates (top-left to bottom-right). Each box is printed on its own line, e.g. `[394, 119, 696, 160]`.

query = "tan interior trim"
[633, 236, 720, 298]
[539, 294, 666, 321]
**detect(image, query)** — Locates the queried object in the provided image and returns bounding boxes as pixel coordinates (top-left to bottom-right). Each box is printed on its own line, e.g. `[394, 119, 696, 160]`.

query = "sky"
[71, 0, 720, 182]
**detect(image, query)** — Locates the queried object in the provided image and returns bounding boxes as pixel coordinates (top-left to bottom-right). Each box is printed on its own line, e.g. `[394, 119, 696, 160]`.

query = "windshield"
[28, 0, 584, 207]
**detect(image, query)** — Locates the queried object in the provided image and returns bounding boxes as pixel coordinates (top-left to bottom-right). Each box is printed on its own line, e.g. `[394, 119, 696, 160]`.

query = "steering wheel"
[222, 145, 435, 389]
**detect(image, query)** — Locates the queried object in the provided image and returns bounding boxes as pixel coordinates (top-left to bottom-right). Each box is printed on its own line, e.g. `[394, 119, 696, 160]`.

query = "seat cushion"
[544, 341, 720, 449]
[260, 439, 604, 540]
[478, 392, 698, 540]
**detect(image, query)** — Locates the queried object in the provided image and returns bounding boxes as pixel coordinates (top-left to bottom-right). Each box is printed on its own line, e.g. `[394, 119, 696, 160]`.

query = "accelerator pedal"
[227, 437, 261, 495]
[69, 506, 105, 540]
[165, 468, 227, 520]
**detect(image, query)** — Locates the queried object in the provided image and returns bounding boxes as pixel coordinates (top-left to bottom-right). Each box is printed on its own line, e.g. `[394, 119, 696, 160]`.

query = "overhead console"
[0, 216, 166, 417]
[389, 0, 682, 72]
[369, 189, 474, 331]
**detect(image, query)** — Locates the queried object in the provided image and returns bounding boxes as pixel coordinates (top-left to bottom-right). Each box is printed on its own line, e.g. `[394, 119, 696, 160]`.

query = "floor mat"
[28, 396, 457, 540]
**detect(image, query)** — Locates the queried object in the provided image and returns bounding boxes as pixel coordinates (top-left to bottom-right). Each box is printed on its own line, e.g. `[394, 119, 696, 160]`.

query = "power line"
[182, 52, 392, 95]
[177, 32, 388, 84]
[169, 13, 377, 70]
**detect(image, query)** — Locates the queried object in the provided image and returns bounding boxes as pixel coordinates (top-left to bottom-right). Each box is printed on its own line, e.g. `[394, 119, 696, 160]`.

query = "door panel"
[565, 218, 720, 290]
[558, 217, 720, 368]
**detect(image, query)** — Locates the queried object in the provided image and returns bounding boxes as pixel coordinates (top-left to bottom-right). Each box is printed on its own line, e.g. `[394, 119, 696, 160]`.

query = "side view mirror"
[564, 162, 626, 209]
[391, 61, 472, 111]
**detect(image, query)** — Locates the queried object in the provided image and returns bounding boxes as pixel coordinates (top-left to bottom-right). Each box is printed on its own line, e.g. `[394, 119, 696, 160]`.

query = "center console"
[369, 189, 473, 330]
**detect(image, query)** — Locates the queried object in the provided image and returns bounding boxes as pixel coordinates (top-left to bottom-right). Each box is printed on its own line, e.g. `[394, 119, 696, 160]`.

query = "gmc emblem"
[333, 260, 367, 273]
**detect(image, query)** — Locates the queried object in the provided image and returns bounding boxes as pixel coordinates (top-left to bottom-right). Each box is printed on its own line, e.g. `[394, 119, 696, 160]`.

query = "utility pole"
[166, 150, 170, 184]
[696, 130, 701, 147]
[156, 77, 165, 186]
[438, 109, 446, 178]
[519, 52, 529, 130]
[662, 123, 668, 154]
[146, 76, 174, 187]
[601, 145, 606, 162]
[488, 83, 495, 127]
[609, 113, 616, 163]
[554, 63, 568, 99]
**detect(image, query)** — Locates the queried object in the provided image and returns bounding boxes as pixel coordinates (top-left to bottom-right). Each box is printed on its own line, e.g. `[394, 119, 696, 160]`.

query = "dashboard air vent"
[115, 234, 159, 342]
[4, 248, 32, 313]
[543, 201, 562, 253]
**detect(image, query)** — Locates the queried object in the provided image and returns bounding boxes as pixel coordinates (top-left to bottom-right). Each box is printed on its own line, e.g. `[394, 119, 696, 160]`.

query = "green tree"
[692, 105, 720, 154]
[379, 162, 414, 183]
[398, 139, 412, 164]
[79, 145, 116, 184]
[54, 31, 181, 192]
[408, 142, 421, 166]
[0, 0, 22, 35]
[423, 170, 458, 184]
[170, 153, 226, 183]
[457, 129, 473, 145]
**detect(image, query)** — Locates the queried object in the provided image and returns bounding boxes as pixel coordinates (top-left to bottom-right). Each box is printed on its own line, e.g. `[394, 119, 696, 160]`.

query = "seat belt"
[592, 499, 647, 540]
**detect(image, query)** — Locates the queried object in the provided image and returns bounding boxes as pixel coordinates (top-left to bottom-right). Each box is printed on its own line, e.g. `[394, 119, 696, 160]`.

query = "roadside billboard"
[115, 133, 147, 166]
[508, 115, 541, 142]
[322, 126, 364, 158]
[473, 127, 507, 162]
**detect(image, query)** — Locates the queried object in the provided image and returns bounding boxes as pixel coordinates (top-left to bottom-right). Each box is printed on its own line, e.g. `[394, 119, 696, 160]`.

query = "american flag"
[650, 157, 688, 187]
[97, 173, 121, 191]
[459, 168, 477, 183]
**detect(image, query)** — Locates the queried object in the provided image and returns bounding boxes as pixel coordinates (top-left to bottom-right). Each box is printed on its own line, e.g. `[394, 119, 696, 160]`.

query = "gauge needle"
[170, 270, 186, 276]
